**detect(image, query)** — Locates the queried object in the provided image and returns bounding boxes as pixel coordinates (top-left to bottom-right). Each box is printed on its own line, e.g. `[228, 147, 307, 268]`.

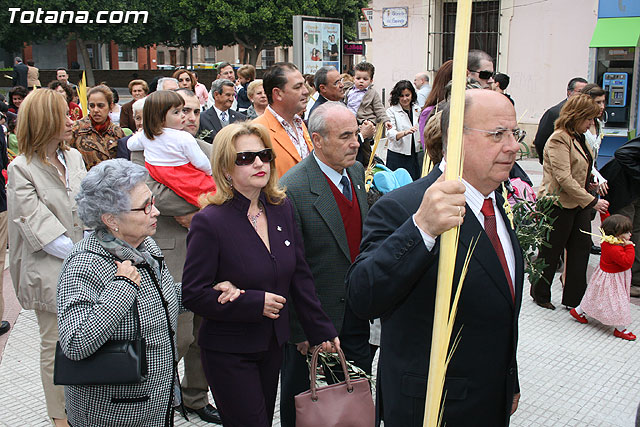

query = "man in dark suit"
[308, 66, 344, 118]
[131, 89, 221, 424]
[347, 89, 524, 426]
[199, 78, 246, 143]
[12, 57, 28, 88]
[279, 102, 371, 426]
[533, 76, 587, 163]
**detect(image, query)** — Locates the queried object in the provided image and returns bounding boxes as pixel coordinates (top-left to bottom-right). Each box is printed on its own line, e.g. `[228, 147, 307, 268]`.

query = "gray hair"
[440, 92, 474, 153]
[308, 101, 351, 138]
[467, 49, 493, 71]
[132, 97, 146, 114]
[15, 57, 23, 63]
[211, 78, 235, 95]
[76, 159, 149, 230]
[314, 66, 337, 91]
[157, 77, 178, 91]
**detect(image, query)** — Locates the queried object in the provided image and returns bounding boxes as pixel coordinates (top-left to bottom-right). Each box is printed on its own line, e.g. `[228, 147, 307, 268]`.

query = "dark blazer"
[281, 155, 368, 342]
[119, 100, 135, 132]
[534, 98, 566, 163]
[308, 94, 328, 118]
[346, 167, 523, 427]
[198, 107, 246, 143]
[182, 192, 337, 354]
[12, 62, 28, 87]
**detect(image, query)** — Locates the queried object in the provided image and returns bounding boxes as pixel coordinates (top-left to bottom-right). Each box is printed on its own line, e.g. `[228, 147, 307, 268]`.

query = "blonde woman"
[182, 122, 339, 426]
[8, 89, 87, 427]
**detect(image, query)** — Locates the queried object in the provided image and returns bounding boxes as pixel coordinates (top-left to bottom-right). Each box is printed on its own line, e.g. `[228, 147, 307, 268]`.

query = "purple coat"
[182, 191, 337, 354]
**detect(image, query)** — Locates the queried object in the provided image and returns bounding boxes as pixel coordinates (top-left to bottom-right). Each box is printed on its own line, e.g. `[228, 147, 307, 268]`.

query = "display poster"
[302, 20, 341, 74]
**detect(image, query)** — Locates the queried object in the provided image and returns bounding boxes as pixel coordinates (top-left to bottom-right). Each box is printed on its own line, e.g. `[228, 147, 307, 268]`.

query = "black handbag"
[53, 301, 148, 385]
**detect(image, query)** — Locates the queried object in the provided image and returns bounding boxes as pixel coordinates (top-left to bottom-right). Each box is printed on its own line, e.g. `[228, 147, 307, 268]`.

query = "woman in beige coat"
[8, 89, 86, 427]
[531, 94, 608, 311]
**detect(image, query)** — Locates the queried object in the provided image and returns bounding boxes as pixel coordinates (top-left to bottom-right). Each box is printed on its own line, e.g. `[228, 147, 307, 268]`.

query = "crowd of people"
[0, 50, 638, 427]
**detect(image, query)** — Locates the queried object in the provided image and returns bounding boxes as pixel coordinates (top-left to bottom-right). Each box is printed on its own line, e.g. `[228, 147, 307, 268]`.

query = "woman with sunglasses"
[57, 158, 187, 426]
[531, 94, 609, 310]
[182, 122, 339, 426]
[8, 88, 87, 427]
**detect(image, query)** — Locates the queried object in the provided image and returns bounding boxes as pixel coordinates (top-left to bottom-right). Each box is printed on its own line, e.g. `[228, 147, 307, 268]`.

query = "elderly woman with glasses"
[8, 88, 87, 427]
[182, 122, 339, 426]
[57, 159, 185, 426]
[530, 94, 609, 310]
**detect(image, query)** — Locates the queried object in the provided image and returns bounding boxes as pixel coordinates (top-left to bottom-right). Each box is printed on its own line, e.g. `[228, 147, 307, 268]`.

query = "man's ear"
[273, 87, 283, 103]
[311, 132, 322, 150]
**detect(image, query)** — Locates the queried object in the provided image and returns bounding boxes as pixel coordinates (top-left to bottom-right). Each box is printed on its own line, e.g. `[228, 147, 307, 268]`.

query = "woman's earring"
[114, 227, 119, 232]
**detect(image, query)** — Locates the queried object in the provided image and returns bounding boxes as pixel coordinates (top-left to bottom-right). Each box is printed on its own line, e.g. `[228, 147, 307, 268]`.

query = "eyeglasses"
[130, 196, 156, 215]
[468, 70, 495, 80]
[464, 127, 526, 143]
[235, 148, 274, 166]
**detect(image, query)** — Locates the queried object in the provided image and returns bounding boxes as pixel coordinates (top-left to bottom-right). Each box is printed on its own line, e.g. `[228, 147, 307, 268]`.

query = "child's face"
[238, 76, 249, 85]
[164, 106, 185, 130]
[354, 71, 372, 91]
[621, 232, 632, 241]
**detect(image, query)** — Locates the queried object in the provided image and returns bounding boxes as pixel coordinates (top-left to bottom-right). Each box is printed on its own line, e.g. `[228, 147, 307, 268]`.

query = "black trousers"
[386, 150, 421, 181]
[531, 205, 592, 307]
[279, 304, 372, 427]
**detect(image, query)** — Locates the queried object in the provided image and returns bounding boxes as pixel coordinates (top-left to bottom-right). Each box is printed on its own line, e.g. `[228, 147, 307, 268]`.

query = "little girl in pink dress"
[570, 214, 636, 341]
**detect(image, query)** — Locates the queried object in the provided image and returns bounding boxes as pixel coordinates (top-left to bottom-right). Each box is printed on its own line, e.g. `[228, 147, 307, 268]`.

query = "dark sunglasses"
[235, 148, 274, 166]
[469, 69, 495, 80]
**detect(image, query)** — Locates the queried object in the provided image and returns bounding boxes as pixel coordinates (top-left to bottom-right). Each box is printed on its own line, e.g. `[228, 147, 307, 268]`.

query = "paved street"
[0, 158, 638, 426]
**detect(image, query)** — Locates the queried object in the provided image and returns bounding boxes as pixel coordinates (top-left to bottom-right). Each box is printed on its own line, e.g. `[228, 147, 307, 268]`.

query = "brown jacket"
[119, 100, 136, 131]
[344, 84, 388, 125]
[8, 149, 86, 312]
[538, 130, 596, 209]
[69, 116, 125, 170]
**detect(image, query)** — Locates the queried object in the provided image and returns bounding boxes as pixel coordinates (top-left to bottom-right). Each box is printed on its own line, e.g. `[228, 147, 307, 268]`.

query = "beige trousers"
[34, 310, 66, 420]
[177, 311, 210, 409]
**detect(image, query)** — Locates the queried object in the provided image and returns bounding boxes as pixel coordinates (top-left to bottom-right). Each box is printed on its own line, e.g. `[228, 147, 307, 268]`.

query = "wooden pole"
[422, 0, 473, 425]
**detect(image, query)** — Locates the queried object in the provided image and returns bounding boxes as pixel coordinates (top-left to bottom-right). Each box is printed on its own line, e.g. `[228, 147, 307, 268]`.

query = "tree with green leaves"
[192, 0, 368, 66]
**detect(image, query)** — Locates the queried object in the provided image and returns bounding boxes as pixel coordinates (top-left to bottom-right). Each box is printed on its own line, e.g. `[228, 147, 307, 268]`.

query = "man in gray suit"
[131, 89, 221, 424]
[199, 78, 246, 143]
[279, 102, 372, 426]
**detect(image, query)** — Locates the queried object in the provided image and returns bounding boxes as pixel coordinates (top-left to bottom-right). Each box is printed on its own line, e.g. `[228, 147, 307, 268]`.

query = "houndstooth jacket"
[57, 232, 182, 427]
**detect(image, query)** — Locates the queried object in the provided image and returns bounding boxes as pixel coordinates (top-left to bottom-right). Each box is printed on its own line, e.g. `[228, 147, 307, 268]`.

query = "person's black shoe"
[590, 245, 601, 255]
[0, 321, 10, 336]
[185, 404, 222, 424]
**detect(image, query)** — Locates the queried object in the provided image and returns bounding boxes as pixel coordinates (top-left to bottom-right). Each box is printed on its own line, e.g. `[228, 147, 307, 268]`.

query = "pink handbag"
[294, 346, 375, 427]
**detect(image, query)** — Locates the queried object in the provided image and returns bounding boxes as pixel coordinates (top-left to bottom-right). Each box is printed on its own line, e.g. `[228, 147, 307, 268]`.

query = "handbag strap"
[309, 346, 353, 401]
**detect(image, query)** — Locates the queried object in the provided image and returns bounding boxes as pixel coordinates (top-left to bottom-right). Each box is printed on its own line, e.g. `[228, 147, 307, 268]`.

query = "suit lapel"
[495, 191, 524, 310]
[210, 110, 223, 132]
[458, 200, 515, 308]
[307, 157, 351, 262]
[347, 166, 368, 224]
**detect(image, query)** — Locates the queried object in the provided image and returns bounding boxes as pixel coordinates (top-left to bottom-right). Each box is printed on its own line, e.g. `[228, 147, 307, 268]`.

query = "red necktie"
[481, 198, 515, 302]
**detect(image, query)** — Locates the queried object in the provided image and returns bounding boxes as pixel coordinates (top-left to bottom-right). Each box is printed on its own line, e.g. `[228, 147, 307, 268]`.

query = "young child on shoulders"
[570, 214, 636, 341]
[344, 62, 389, 128]
[127, 90, 216, 207]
